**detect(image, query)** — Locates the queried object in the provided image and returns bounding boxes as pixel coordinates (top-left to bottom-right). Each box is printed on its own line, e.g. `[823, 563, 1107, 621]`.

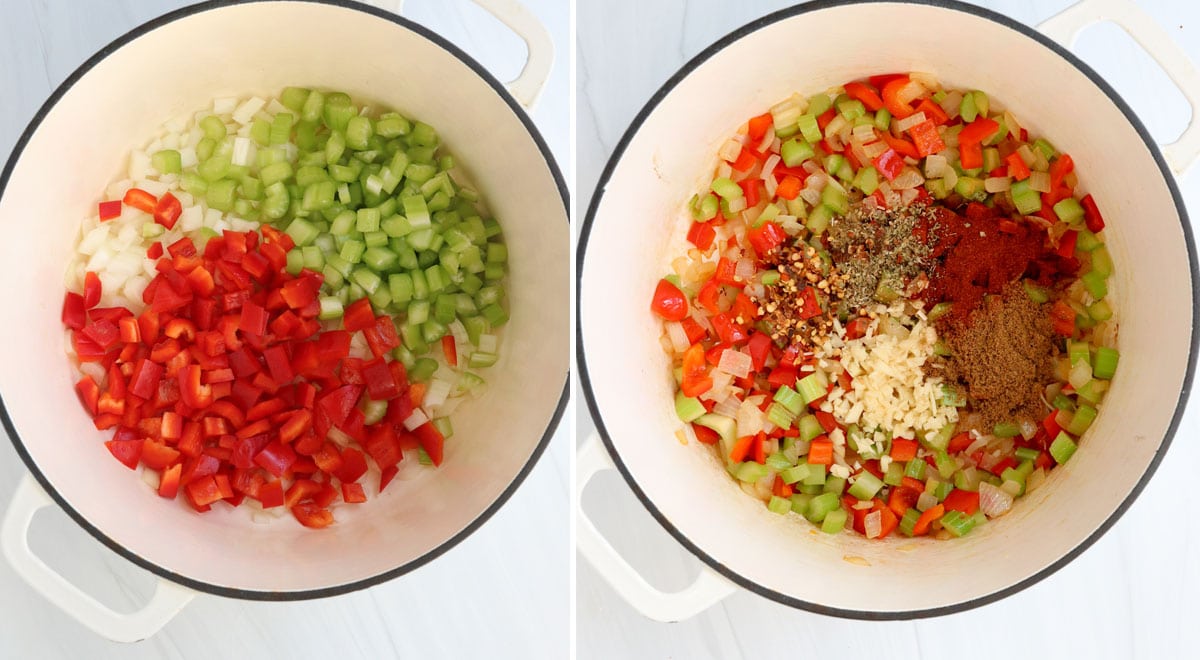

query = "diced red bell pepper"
[746, 221, 786, 258]
[686, 221, 716, 250]
[62, 292, 87, 330]
[362, 359, 400, 400]
[958, 117, 1000, 146]
[413, 422, 445, 467]
[75, 376, 101, 415]
[343, 298, 376, 332]
[1081, 194, 1105, 233]
[747, 112, 773, 141]
[907, 119, 945, 157]
[881, 77, 915, 118]
[83, 272, 102, 309]
[154, 193, 183, 229]
[1006, 152, 1031, 181]
[98, 200, 123, 221]
[844, 81, 884, 111]
[873, 148, 905, 182]
[254, 441, 298, 477]
[105, 439, 144, 470]
[122, 188, 157, 214]
[942, 488, 980, 515]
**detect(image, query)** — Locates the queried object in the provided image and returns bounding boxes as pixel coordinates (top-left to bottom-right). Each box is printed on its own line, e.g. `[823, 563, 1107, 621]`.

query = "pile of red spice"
[918, 203, 1075, 321]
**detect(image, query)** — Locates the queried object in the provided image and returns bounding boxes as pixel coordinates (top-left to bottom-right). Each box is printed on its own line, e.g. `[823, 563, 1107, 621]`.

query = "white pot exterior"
[0, 1, 568, 596]
[579, 1, 1194, 615]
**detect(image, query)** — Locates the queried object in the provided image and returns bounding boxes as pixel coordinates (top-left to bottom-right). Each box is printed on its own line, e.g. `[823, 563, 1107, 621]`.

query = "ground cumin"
[937, 282, 1056, 428]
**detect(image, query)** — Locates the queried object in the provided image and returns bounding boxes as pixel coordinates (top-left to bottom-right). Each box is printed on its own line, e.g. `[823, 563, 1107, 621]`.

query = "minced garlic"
[818, 302, 958, 448]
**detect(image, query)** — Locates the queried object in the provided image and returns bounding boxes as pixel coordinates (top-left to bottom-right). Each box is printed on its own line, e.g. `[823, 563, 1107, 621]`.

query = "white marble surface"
[576, 1, 1198, 658]
[0, 0, 569, 658]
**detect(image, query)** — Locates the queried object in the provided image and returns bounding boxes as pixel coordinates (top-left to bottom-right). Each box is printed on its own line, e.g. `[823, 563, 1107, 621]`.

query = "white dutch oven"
[578, 0, 1199, 620]
[0, 0, 568, 642]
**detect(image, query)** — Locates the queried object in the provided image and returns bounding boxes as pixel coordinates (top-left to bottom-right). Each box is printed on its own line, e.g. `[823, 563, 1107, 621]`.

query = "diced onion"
[924, 154, 948, 178]
[718, 138, 743, 162]
[862, 141, 889, 159]
[894, 111, 928, 133]
[427, 379, 453, 410]
[665, 322, 690, 354]
[717, 349, 753, 378]
[897, 80, 926, 105]
[1019, 419, 1038, 441]
[978, 482, 1014, 517]
[734, 258, 755, 282]
[403, 409, 429, 431]
[851, 123, 877, 143]
[760, 154, 780, 181]
[917, 490, 939, 512]
[864, 510, 882, 538]
[892, 166, 924, 190]
[1069, 360, 1093, 389]
[1025, 469, 1047, 493]
[984, 176, 1012, 193]
[736, 400, 765, 438]
[1028, 170, 1051, 193]
[939, 90, 963, 119]
[714, 395, 742, 419]
[232, 97, 267, 125]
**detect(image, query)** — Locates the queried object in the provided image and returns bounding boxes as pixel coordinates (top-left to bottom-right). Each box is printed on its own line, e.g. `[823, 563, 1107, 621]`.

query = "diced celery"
[821, 508, 847, 534]
[780, 138, 814, 167]
[767, 496, 792, 515]
[1049, 432, 1078, 464]
[1093, 347, 1119, 379]
[797, 414, 823, 442]
[904, 458, 926, 480]
[152, 149, 182, 175]
[804, 492, 841, 523]
[1081, 270, 1107, 300]
[940, 510, 976, 537]
[796, 373, 826, 404]
[1054, 197, 1085, 224]
[848, 472, 883, 500]
[993, 421, 1021, 438]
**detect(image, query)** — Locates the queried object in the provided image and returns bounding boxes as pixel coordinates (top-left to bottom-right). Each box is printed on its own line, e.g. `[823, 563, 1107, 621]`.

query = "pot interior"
[0, 1, 568, 594]
[581, 1, 1192, 614]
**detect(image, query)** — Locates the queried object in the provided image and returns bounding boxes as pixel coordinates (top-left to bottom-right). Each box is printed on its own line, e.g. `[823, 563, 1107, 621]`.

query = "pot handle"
[372, 0, 553, 109]
[576, 433, 737, 621]
[0, 474, 194, 643]
[1038, 0, 1200, 175]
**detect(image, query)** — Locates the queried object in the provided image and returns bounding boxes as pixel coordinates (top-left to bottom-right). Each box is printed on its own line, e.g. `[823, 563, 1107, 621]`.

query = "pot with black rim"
[578, 0, 1198, 620]
[0, 0, 569, 642]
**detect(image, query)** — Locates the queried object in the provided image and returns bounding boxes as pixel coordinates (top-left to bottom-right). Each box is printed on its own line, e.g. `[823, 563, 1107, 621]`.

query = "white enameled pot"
[0, 0, 568, 642]
[578, 0, 1199, 620]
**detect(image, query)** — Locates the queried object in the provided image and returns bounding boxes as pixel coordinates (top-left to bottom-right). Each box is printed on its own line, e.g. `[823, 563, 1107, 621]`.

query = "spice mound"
[937, 282, 1057, 427]
[920, 203, 1069, 321]
[754, 242, 843, 348]
[827, 201, 937, 311]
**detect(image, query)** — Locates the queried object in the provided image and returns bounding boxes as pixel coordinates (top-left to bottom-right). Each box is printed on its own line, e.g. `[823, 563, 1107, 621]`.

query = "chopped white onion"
[851, 123, 877, 143]
[984, 176, 1012, 193]
[917, 490, 939, 512]
[403, 409, 430, 431]
[665, 322, 690, 354]
[736, 400, 765, 438]
[891, 166, 924, 190]
[232, 97, 267, 125]
[894, 111, 928, 133]
[864, 510, 883, 538]
[424, 378, 453, 410]
[978, 482, 1014, 517]
[716, 349, 753, 379]
[718, 138, 743, 162]
[939, 90, 963, 119]
[734, 258, 755, 282]
[760, 154, 780, 181]
[713, 395, 742, 419]
[1028, 170, 1051, 193]
[924, 153, 948, 178]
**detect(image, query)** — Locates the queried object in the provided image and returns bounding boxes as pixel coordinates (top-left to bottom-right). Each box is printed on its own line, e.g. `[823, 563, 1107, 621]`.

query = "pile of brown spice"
[753, 242, 845, 348]
[934, 281, 1057, 428]
[826, 201, 938, 311]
